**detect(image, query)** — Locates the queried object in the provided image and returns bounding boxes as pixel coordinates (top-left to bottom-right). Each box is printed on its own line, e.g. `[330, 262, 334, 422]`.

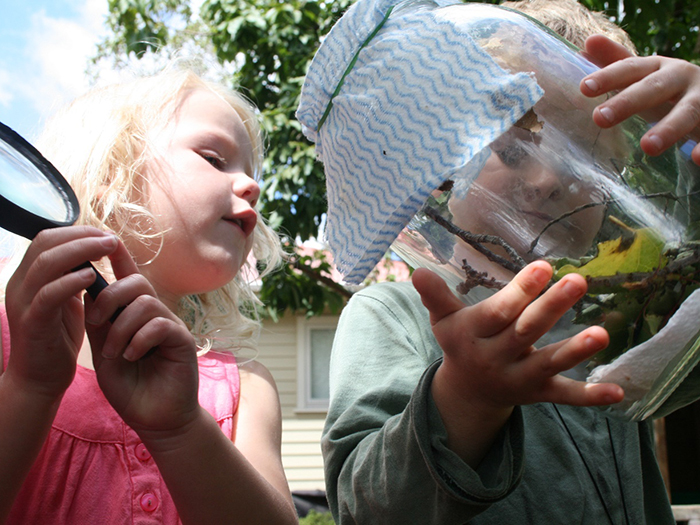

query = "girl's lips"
[224, 209, 257, 237]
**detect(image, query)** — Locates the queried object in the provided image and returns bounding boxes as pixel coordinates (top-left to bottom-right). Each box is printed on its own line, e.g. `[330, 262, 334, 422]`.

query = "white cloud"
[20, 0, 108, 117]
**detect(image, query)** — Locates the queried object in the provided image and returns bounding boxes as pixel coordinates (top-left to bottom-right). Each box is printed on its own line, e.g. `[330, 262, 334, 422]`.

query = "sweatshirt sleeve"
[322, 283, 524, 524]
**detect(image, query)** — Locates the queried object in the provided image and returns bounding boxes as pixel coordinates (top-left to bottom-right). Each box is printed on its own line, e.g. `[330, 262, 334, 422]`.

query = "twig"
[528, 190, 700, 255]
[456, 261, 508, 294]
[528, 200, 608, 255]
[423, 206, 525, 274]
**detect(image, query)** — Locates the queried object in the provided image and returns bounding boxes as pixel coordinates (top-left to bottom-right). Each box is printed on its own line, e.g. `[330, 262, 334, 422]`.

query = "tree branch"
[289, 256, 354, 299]
[423, 206, 525, 274]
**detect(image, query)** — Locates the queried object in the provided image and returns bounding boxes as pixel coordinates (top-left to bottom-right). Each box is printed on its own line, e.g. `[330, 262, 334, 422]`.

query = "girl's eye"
[201, 153, 226, 169]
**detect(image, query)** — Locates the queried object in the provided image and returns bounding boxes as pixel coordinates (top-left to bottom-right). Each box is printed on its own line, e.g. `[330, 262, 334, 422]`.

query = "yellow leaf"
[556, 228, 666, 279]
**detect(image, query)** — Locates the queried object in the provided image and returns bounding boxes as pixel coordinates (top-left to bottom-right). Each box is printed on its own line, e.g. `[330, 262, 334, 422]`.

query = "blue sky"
[0, 0, 108, 141]
[0, 0, 107, 250]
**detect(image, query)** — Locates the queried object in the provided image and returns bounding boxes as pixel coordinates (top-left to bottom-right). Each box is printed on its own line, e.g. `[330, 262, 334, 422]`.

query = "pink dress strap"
[1, 304, 10, 371]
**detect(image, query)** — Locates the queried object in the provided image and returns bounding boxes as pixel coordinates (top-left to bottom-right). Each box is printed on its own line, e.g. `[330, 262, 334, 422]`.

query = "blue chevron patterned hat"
[297, 0, 543, 283]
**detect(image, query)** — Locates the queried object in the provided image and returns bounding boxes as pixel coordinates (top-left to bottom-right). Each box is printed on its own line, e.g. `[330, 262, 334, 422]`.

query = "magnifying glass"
[0, 121, 109, 300]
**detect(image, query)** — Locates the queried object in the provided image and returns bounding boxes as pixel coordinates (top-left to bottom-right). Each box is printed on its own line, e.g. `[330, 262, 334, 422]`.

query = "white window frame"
[296, 316, 338, 413]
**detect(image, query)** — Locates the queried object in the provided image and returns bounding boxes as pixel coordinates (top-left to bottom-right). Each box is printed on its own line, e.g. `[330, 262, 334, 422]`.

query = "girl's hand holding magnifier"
[84, 240, 201, 436]
[4, 226, 119, 401]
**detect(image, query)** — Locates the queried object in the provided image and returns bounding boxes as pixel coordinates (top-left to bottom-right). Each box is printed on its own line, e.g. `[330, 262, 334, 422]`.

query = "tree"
[96, 0, 699, 317]
[582, 0, 700, 62]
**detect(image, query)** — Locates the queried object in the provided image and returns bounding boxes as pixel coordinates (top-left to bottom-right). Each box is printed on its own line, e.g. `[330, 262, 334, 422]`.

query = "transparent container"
[390, 4, 700, 421]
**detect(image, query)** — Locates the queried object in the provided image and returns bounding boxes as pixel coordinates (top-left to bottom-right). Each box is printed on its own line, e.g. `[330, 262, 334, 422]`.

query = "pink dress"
[1, 307, 240, 524]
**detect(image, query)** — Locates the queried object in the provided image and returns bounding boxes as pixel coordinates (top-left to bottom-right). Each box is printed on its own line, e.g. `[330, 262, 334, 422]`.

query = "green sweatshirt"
[323, 282, 700, 524]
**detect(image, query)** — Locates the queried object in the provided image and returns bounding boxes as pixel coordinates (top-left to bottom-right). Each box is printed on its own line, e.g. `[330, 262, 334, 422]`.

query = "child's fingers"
[640, 105, 700, 158]
[21, 226, 114, 267]
[16, 233, 118, 302]
[106, 239, 141, 281]
[508, 273, 588, 348]
[412, 268, 465, 325]
[30, 268, 97, 319]
[581, 34, 633, 69]
[691, 143, 700, 166]
[92, 294, 183, 360]
[85, 273, 156, 326]
[475, 261, 552, 338]
[533, 325, 609, 376]
[521, 326, 621, 406]
[120, 317, 193, 362]
[581, 57, 658, 99]
[583, 59, 669, 123]
[545, 375, 624, 407]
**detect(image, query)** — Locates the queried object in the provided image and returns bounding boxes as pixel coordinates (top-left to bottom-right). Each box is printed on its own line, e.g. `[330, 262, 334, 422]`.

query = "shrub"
[299, 509, 335, 525]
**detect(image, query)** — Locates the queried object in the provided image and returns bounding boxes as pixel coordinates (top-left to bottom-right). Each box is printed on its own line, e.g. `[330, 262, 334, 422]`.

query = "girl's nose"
[234, 174, 261, 207]
[522, 164, 563, 203]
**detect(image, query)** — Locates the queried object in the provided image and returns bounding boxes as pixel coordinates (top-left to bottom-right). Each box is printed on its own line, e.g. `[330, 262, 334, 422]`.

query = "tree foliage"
[97, 0, 700, 317]
[583, 0, 700, 62]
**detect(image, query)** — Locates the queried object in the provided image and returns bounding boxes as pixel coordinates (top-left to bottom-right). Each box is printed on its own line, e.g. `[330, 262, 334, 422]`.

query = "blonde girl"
[0, 68, 298, 524]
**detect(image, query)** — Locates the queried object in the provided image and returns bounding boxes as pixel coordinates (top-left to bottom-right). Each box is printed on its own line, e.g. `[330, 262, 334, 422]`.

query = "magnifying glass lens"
[0, 137, 72, 222]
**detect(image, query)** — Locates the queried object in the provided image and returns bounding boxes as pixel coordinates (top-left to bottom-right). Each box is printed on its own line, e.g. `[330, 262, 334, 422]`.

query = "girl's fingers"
[107, 239, 141, 281]
[19, 233, 118, 299]
[90, 294, 184, 360]
[474, 261, 553, 338]
[121, 317, 192, 362]
[30, 268, 97, 318]
[22, 226, 114, 265]
[86, 273, 156, 326]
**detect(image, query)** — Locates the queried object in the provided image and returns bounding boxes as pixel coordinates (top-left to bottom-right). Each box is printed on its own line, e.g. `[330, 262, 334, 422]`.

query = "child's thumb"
[412, 268, 464, 325]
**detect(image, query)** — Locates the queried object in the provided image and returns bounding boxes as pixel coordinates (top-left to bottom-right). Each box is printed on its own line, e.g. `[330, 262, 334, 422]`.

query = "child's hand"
[413, 262, 623, 465]
[580, 34, 700, 165]
[4, 227, 118, 400]
[415, 261, 622, 411]
[85, 241, 200, 436]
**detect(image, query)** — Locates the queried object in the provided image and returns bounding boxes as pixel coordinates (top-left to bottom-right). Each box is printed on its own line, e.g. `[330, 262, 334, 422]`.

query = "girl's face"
[132, 88, 260, 309]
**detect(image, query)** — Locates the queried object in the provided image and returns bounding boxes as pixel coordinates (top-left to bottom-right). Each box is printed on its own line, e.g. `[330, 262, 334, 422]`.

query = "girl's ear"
[96, 185, 108, 200]
[91, 184, 109, 217]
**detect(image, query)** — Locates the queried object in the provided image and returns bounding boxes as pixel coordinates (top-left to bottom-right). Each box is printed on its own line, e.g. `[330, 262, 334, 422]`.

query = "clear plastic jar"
[391, 4, 700, 420]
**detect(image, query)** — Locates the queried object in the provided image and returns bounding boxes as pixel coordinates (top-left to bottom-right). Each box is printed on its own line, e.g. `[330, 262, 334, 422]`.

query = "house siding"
[256, 312, 329, 492]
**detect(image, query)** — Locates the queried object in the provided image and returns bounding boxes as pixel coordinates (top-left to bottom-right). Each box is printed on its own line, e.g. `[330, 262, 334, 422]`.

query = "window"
[296, 316, 337, 412]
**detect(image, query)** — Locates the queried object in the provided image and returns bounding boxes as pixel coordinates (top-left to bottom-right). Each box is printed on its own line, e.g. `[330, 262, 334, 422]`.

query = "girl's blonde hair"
[25, 67, 282, 351]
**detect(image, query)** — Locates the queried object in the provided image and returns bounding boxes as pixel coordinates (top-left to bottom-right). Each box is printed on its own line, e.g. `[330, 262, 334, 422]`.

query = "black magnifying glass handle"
[72, 261, 124, 323]
[73, 261, 109, 299]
